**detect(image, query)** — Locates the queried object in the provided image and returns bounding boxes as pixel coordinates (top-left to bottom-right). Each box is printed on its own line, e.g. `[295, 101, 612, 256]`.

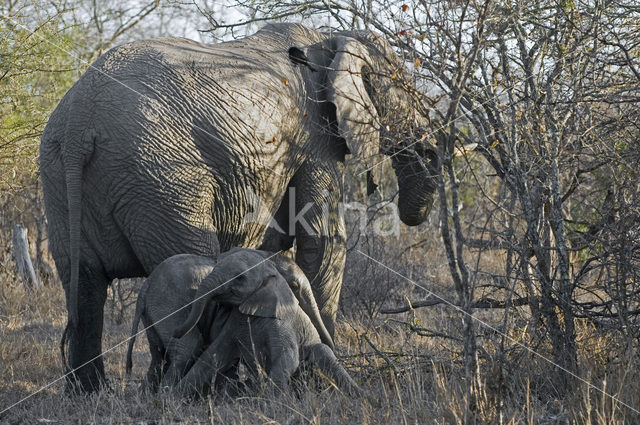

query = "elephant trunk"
[298, 282, 335, 350]
[307, 344, 361, 396]
[393, 146, 438, 226]
[173, 273, 223, 339]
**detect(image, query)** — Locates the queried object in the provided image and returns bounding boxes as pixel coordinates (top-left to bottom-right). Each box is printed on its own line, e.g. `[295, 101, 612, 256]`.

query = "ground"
[0, 245, 638, 424]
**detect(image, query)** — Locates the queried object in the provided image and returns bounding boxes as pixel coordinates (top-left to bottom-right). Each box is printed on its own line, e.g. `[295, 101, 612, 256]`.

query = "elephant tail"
[306, 343, 362, 397]
[126, 279, 148, 374]
[62, 127, 95, 329]
[64, 156, 81, 328]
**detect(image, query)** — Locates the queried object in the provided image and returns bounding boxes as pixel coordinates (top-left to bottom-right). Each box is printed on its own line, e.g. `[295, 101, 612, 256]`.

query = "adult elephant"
[40, 23, 438, 392]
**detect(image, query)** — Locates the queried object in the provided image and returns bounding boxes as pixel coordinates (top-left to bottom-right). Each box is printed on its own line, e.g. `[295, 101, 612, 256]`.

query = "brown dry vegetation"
[1, 223, 639, 424]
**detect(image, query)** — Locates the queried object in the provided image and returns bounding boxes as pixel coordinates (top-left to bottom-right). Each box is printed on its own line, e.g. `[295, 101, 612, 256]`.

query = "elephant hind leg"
[63, 259, 110, 393]
[141, 326, 165, 393]
[46, 179, 142, 393]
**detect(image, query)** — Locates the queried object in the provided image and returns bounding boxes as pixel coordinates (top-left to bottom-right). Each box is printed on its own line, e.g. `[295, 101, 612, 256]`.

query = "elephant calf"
[126, 248, 342, 394]
[125, 254, 227, 391]
[172, 249, 361, 397]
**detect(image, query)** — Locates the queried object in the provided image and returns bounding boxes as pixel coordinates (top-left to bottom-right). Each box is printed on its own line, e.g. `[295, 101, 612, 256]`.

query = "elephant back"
[252, 23, 325, 48]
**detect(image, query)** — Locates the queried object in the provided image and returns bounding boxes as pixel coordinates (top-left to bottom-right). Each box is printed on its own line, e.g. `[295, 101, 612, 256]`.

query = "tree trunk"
[12, 223, 40, 291]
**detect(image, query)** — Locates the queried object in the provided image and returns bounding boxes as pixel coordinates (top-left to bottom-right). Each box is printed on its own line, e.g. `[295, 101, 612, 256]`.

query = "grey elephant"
[171, 249, 361, 397]
[125, 249, 334, 392]
[40, 22, 438, 391]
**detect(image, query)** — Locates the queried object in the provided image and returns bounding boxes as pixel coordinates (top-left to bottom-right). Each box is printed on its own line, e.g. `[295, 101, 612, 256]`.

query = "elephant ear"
[327, 36, 381, 172]
[239, 272, 298, 319]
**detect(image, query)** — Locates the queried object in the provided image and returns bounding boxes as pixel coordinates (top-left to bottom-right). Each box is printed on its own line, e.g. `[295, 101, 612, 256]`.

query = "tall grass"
[1, 226, 639, 424]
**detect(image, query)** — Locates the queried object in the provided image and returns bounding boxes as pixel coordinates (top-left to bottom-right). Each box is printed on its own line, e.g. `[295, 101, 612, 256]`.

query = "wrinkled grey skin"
[40, 23, 437, 392]
[173, 250, 361, 397]
[125, 249, 334, 391]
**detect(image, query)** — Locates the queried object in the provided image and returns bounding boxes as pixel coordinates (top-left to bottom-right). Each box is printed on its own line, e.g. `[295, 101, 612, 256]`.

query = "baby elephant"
[172, 249, 361, 397]
[126, 249, 336, 392]
[125, 254, 226, 391]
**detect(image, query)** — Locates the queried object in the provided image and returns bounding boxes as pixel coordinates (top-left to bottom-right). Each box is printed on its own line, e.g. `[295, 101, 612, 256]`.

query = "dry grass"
[1, 230, 639, 424]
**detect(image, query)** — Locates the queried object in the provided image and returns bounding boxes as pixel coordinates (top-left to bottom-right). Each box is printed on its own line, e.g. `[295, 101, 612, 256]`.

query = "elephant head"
[173, 250, 323, 342]
[300, 31, 438, 226]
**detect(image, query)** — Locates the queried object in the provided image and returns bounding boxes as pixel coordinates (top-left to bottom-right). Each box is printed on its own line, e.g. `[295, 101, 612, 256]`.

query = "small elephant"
[172, 249, 361, 397]
[125, 254, 224, 391]
[126, 249, 335, 392]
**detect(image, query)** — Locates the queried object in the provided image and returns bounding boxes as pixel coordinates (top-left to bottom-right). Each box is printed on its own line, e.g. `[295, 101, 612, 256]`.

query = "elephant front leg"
[160, 332, 204, 389]
[177, 334, 236, 398]
[291, 163, 347, 337]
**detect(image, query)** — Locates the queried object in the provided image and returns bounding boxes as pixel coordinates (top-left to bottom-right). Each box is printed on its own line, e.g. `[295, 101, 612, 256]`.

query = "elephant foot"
[159, 367, 183, 390]
[213, 376, 250, 400]
[174, 379, 210, 400]
[64, 366, 108, 395]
